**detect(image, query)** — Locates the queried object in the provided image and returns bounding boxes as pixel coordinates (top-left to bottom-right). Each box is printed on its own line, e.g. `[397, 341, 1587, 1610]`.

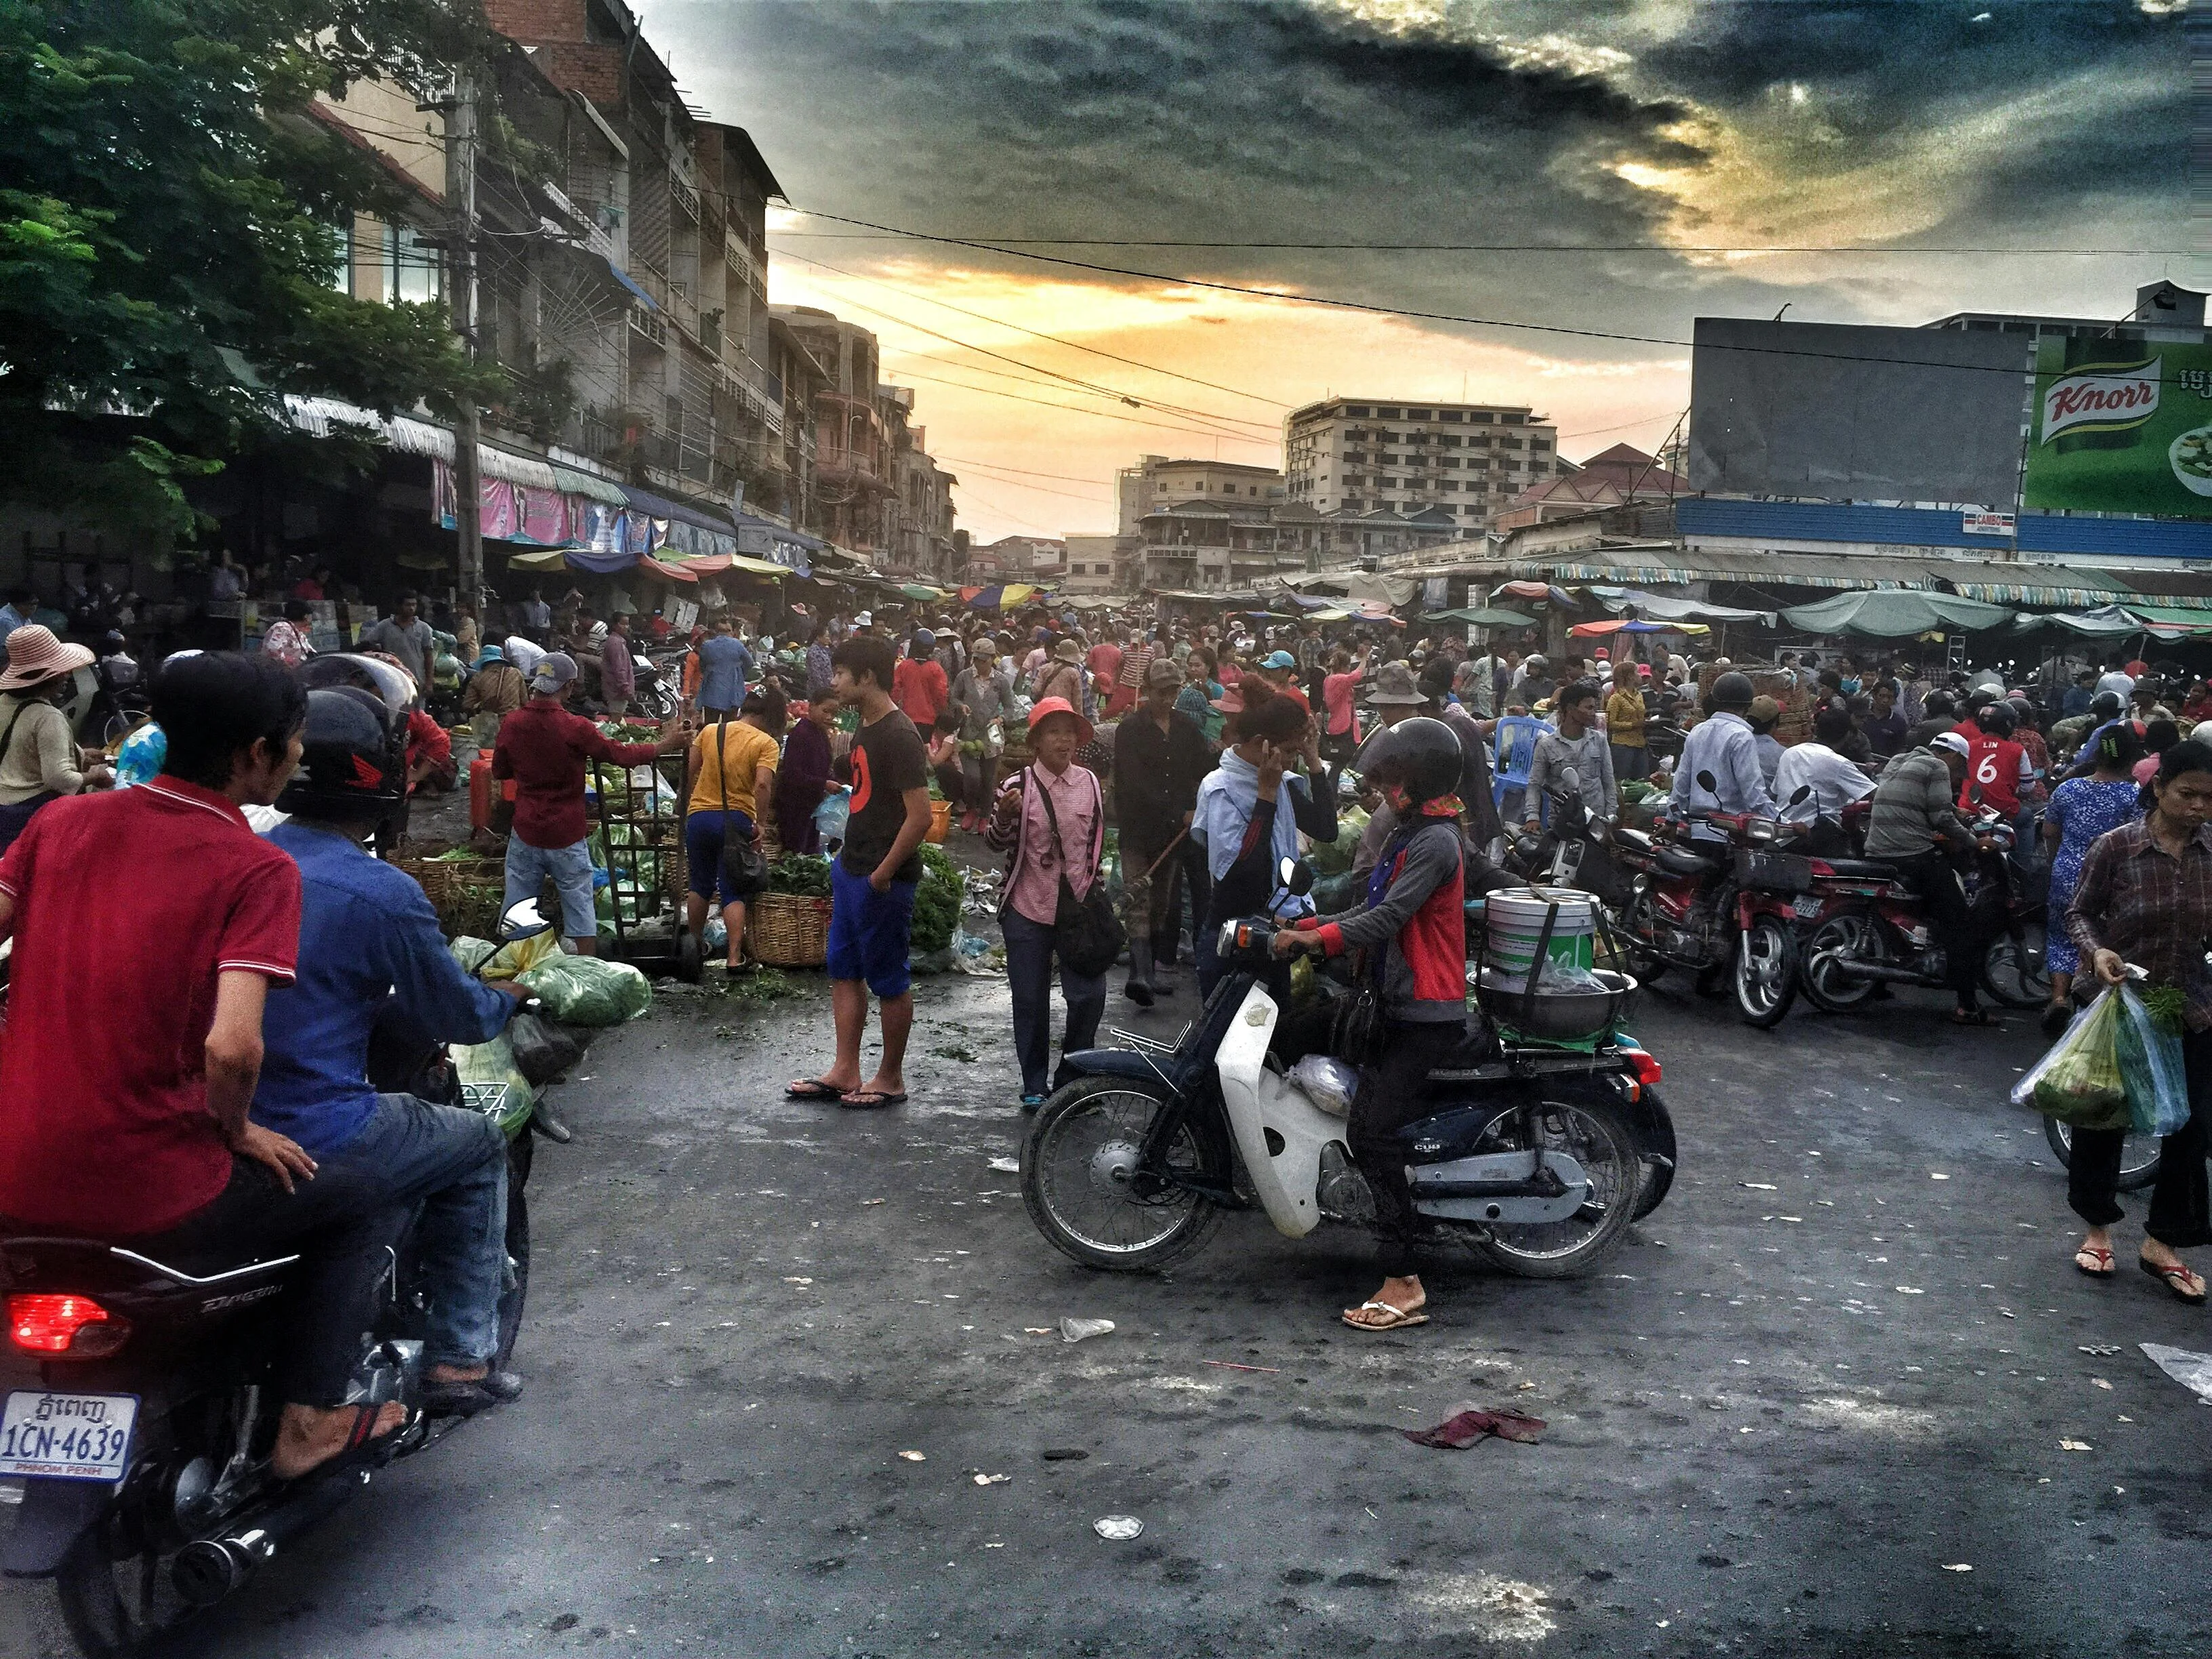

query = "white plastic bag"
[1288, 1054, 1361, 1119]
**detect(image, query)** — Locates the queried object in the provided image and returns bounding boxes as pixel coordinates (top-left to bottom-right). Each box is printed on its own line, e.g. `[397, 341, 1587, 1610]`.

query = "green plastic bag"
[2012, 987, 2130, 1130]
[518, 956, 652, 1025]
[2115, 985, 2192, 1139]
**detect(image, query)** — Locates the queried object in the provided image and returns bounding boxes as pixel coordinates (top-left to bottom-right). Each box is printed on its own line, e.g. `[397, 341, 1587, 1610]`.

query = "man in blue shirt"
[255, 675, 529, 1415]
[696, 615, 753, 718]
[0, 586, 31, 647]
[1669, 671, 1776, 840]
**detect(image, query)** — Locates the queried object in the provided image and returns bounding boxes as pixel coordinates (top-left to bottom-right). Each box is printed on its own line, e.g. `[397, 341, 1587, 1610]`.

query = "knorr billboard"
[2024, 336, 2212, 518]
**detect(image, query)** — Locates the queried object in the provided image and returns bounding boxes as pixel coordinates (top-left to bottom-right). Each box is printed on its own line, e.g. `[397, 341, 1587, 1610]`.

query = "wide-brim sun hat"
[0, 624, 94, 691]
[1027, 695, 1094, 747]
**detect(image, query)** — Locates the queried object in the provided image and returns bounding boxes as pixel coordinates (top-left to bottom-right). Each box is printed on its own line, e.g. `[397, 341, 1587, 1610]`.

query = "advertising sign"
[2024, 337, 2212, 518]
[1962, 511, 2015, 536]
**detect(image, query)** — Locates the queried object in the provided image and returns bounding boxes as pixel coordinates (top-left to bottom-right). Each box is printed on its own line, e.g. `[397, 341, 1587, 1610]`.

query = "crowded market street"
[9, 960, 2212, 1659]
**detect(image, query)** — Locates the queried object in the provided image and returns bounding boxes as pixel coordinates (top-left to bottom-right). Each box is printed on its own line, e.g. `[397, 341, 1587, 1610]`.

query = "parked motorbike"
[0, 899, 583, 1657]
[1500, 767, 1635, 911]
[1795, 809, 2050, 1015]
[1019, 861, 1675, 1281]
[1609, 769, 1751, 992]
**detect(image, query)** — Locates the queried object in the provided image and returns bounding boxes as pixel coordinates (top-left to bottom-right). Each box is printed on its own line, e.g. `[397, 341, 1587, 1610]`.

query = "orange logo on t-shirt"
[848, 741, 874, 817]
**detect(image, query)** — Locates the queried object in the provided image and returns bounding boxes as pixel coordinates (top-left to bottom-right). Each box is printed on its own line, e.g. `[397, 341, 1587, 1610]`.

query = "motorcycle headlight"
[1746, 820, 1777, 845]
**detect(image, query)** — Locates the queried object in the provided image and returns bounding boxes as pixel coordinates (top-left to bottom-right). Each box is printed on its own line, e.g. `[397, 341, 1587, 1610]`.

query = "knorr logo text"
[2041, 360, 2160, 444]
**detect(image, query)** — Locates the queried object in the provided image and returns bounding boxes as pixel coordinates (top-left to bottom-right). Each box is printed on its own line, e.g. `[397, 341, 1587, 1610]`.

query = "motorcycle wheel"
[1473, 1092, 1644, 1279]
[56, 1530, 197, 1659]
[1982, 922, 2052, 1009]
[495, 1132, 533, 1368]
[1622, 894, 1670, 984]
[1732, 916, 1799, 1029]
[1021, 1078, 1224, 1272]
[2043, 1115, 2161, 1193]
[1801, 912, 1882, 1014]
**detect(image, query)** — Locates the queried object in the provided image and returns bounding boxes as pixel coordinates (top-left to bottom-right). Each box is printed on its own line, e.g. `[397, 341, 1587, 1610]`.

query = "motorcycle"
[1608, 769, 1755, 992]
[1019, 861, 1675, 1281]
[1500, 767, 1636, 911]
[1795, 809, 2051, 1016]
[0, 899, 583, 1657]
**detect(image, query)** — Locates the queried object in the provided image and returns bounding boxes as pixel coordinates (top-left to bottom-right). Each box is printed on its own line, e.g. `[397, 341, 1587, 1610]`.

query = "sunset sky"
[638, 1, 2196, 543]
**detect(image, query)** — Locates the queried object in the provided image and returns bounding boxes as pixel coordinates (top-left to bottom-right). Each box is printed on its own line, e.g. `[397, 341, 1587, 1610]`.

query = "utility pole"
[444, 75, 483, 610]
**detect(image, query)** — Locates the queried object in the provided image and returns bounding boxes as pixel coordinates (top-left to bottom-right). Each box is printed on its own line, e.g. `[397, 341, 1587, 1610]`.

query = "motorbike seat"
[1654, 843, 1721, 876]
[1422, 1018, 1506, 1084]
[1818, 858, 1897, 880]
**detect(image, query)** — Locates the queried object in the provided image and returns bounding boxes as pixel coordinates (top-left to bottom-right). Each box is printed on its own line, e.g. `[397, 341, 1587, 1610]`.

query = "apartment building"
[1114, 456, 1286, 535]
[1282, 398, 1568, 529]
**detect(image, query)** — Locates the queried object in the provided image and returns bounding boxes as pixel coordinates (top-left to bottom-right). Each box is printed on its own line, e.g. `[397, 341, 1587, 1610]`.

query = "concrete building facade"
[1282, 398, 1568, 529]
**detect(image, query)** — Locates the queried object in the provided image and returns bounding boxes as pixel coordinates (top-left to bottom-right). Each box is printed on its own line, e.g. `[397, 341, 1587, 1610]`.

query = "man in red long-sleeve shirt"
[491, 652, 689, 954]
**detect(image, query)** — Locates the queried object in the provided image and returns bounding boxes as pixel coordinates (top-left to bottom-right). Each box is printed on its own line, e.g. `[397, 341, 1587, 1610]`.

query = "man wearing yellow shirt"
[684, 684, 783, 972]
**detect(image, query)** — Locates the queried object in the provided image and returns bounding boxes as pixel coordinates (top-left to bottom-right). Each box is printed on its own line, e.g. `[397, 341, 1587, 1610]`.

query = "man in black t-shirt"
[787, 634, 933, 1110]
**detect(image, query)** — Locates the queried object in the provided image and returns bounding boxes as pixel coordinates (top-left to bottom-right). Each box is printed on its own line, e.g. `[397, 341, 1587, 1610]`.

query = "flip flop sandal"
[2074, 1246, 2116, 1278]
[2139, 1256, 2208, 1304]
[1343, 1300, 1430, 1332]
[281, 1401, 412, 1484]
[785, 1078, 849, 1101]
[839, 1089, 908, 1109]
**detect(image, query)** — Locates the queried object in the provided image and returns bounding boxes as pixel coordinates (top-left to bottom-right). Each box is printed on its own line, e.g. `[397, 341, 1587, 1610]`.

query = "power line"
[776, 250, 1280, 440]
[887, 368, 1279, 445]
[935, 455, 1117, 486]
[934, 464, 1113, 505]
[789, 208, 2188, 382]
[776, 230, 2194, 257]
[947, 479, 1065, 535]
[880, 343, 1267, 447]
[771, 246, 1290, 408]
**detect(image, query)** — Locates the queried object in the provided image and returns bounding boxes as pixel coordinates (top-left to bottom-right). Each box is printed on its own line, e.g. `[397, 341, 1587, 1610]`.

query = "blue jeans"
[506, 836, 596, 941]
[1000, 907, 1107, 1099]
[308, 1094, 509, 1370]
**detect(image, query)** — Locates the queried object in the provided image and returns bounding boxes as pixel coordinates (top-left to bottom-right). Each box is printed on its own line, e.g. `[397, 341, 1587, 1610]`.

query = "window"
[1406, 409, 1429, 420]
[1376, 407, 1399, 418]
[1469, 436, 1492, 449]
[1502, 438, 1524, 450]
[1441, 411, 1464, 424]
[1443, 457, 1460, 469]
[1469, 411, 1494, 424]
[1441, 436, 1461, 449]
[1501, 412, 1523, 425]
[1344, 474, 1366, 486]
[1345, 405, 1369, 417]
[1342, 497, 1362, 510]
[1378, 477, 1397, 488]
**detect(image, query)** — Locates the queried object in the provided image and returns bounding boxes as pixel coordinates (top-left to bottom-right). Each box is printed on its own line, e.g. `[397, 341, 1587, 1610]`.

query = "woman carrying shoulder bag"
[0, 625, 112, 855]
[986, 697, 1112, 1112]
[683, 685, 783, 973]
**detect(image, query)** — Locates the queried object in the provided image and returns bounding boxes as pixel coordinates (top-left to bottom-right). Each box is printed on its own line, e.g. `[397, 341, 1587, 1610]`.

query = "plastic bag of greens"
[451, 1032, 533, 1133]
[449, 935, 496, 975]
[517, 956, 652, 1025]
[480, 924, 562, 983]
[2011, 987, 2130, 1130]
[2115, 983, 2192, 1139]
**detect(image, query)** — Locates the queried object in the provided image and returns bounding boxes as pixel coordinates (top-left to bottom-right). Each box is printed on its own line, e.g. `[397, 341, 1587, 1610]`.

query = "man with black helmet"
[254, 658, 535, 1416]
[1274, 716, 1468, 1334]
[1670, 670, 1776, 840]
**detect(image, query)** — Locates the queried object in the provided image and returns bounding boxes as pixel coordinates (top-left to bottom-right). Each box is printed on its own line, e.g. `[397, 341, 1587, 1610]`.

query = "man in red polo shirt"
[0, 652, 417, 1479]
[491, 651, 689, 954]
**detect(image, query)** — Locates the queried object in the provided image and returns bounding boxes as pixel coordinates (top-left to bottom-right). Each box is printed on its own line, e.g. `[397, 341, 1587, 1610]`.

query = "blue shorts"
[826, 857, 918, 998]
[684, 808, 757, 903]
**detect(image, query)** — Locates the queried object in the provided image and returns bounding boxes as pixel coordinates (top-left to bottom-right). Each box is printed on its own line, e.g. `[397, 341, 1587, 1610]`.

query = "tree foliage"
[0, 0, 505, 541]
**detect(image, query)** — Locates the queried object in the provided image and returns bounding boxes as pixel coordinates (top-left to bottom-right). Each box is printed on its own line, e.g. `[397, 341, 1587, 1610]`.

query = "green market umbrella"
[1779, 589, 2015, 638]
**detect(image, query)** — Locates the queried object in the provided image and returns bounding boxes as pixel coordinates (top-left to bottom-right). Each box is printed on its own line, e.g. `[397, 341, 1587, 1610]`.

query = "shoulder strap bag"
[1033, 766, 1126, 977]
[716, 715, 770, 901]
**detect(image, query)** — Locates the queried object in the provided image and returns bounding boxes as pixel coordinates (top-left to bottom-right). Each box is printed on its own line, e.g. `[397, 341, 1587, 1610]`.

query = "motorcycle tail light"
[1624, 1050, 1663, 1090]
[6, 1293, 130, 1359]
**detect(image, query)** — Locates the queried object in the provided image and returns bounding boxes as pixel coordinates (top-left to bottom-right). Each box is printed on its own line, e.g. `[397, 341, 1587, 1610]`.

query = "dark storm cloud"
[647, 0, 2191, 349]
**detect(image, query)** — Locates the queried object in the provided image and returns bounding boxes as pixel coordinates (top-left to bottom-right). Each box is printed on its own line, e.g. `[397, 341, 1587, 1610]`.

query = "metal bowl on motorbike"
[1475, 966, 1639, 1042]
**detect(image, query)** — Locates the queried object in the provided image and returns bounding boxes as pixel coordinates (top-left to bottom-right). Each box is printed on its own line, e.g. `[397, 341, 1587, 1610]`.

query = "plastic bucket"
[1483, 886, 1597, 980]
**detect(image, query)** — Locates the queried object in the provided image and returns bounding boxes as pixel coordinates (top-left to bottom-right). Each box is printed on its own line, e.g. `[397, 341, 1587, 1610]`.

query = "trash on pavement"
[1092, 1516, 1144, 1540]
[1741, 1183, 1778, 1191]
[1941, 1563, 1973, 1573]
[2080, 1344, 2125, 1357]
[1200, 1359, 1279, 1374]
[898, 1451, 927, 1462]
[2060, 1438, 2093, 1452]
[2142, 1343, 2212, 1404]
[1061, 1317, 1115, 1343]
[1040, 1448, 1088, 1461]
[988, 1156, 1020, 1173]
[972, 1473, 1010, 1486]
[1403, 1408, 1547, 1450]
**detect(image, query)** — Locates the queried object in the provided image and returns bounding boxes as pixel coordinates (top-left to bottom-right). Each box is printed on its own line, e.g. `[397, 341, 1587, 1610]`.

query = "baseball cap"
[1261, 649, 1298, 670]
[1146, 657, 1183, 689]
[529, 651, 578, 694]
[1929, 731, 1971, 758]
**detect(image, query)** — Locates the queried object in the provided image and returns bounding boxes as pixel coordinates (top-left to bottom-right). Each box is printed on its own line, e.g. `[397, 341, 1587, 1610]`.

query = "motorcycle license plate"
[1792, 896, 1824, 919]
[0, 1391, 138, 1481]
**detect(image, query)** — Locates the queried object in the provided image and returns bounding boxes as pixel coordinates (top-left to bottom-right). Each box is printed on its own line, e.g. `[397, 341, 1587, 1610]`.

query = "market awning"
[1584, 587, 1776, 625]
[1780, 589, 2016, 637]
[639, 556, 698, 584]
[550, 464, 627, 506]
[1426, 606, 1538, 627]
[1570, 617, 1710, 637]
[960, 582, 1039, 609]
[2119, 604, 2212, 635]
[2010, 606, 2145, 638]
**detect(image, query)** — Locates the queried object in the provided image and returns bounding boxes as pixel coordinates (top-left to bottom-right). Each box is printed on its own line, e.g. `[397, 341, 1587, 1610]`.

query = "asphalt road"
[9, 947, 2212, 1658]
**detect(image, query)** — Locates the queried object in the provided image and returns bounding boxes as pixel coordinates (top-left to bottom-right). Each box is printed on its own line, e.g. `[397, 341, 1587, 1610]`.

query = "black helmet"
[300, 651, 415, 720]
[1362, 716, 1462, 806]
[276, 685, 407, 819]
[1709, 670, 1756, 710]
[2090, 691, 2123, 720]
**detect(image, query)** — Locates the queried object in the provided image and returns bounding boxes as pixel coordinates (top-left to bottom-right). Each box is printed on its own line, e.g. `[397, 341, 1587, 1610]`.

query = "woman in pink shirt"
[985, 697, 1106, 1109]
[1320, 642, 1374, 762]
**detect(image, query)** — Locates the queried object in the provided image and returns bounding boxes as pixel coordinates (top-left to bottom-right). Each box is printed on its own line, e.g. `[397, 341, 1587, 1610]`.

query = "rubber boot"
[1124, 937, 1155, 1006]
[1151, 933, 1180, 996]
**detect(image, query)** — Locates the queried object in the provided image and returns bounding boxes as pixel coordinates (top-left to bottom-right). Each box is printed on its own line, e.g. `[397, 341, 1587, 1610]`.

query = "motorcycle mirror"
[1696, 769, 1719, 794]
[1278, 857, 1315, 897]
[498, 897, 555, 941]
[1559, 764, 1581, 792]
[1789, 784, 1814, 806]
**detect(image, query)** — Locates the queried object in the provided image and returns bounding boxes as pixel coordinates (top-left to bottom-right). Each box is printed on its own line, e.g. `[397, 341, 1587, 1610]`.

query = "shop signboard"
[2024, 337, 2212, 518]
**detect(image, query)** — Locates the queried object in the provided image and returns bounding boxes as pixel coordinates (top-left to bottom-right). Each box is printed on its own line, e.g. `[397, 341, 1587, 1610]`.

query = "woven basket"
[925, 799, 952, 844]
[749, 891, 831, 968]
[397, 855, 508, 938]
